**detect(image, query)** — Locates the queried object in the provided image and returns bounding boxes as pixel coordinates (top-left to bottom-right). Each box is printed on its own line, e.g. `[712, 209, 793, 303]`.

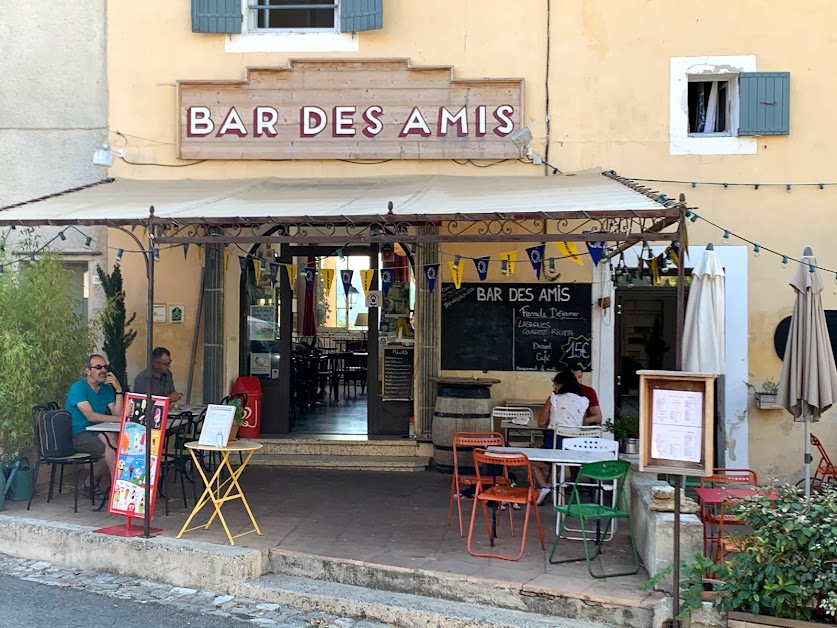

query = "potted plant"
[753, 379, 781, 410]
[0, 251, 94, 499]
[222, 398, 244, 445]
[603, 414, 640, 454]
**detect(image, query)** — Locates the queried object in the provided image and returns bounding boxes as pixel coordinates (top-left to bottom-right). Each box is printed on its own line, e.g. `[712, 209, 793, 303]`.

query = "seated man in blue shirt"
[65, 354, 125, 495]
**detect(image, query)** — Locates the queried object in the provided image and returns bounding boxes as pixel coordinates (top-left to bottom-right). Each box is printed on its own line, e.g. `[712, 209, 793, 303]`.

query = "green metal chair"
[548, 459, 640, 578]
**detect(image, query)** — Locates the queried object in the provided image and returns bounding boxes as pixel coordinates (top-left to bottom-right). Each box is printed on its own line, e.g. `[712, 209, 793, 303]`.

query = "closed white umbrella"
[776, 247, 837, 496]
[683, 243, 725, 375]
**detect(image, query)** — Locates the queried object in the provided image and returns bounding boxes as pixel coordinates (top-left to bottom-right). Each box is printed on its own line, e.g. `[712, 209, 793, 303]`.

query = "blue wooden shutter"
[738, 72, 790, 135]
[340, 0, 383, 32]
[192, 0, 243, 34]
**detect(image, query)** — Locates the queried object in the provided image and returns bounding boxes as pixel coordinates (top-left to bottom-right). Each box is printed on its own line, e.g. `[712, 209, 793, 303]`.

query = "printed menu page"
[651, 389, 703, 463]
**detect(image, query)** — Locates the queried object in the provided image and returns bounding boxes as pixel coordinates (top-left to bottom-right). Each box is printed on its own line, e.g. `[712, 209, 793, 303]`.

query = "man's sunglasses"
[89, 364, 109, 371]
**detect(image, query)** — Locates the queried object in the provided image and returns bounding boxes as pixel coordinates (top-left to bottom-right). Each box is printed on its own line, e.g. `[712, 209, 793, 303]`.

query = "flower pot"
[728, 611, 831, 627]
[226, 423, 240, 447]
[621, 437, 640, 455]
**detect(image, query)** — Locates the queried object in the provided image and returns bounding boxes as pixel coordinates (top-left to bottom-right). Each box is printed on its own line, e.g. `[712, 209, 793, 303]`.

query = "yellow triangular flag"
[321, 268, 335, 294]
[360, 269, 375, 295]
[224, 251, 231, 271]
[499, 250, 517, 275]
[556, 242, 584, 266]
[197, 245, 203, 262]
[253, 259, 262, 285]
[286, 264, 297, 288]
[448, 261, 463, 288]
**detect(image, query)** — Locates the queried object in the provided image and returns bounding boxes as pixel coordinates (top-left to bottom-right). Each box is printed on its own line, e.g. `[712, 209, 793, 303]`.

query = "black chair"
[158, 410, 197, 515]
[28, 406, 96, 513]
[343, 352, 368, 398]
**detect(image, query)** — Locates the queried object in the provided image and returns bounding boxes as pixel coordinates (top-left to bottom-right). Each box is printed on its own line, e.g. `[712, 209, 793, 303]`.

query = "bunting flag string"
[286, 264, 298, 288]
[224, 251, 231, 271]
[556, 241, 584, 266]
[269, 261, 280, 285]
[525, 244, 545, 279]
[448, 260, 463, 288]
[183, 243, 190, 260]
[499, 250, 517, 275]
[424, 263, 440, 293]
[380, 269, 394, 296]
[253, 259, 262, 285]
[340, 269, 354, 297]
[302, 267, 316, 295]
[583, 232, 606, 267]
[474, 256, 490, 281]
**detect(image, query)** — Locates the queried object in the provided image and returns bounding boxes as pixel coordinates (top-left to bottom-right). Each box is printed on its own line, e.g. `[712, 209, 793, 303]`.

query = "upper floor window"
[252, 1, 337, 32]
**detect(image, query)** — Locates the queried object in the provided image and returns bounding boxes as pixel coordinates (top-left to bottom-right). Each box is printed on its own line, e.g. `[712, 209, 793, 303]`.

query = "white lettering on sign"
[399, 107, 432, 138]
[438, 106, 468, 137]
[216, 107, 247, 137]
[493, 105, 515, 136]
[187, 106, 214, 137]
[254, 106, 279, 138]
[333, 106, 356, 137]
[301, 106, 328, 137]
[362, 105, 384, 137]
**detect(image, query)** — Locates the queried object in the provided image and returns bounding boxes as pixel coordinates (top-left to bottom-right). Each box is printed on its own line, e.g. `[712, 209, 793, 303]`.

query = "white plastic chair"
[560, 437, 620, 540]
[492, 406, 535, 445]
[552, 426, 602, 448]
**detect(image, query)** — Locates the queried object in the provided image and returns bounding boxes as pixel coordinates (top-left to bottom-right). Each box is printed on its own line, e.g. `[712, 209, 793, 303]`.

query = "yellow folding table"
[177, 441, 263, 545]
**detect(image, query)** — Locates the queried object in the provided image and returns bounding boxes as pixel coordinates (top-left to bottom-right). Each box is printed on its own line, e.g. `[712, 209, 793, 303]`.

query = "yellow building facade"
[95, 0, 837, 481]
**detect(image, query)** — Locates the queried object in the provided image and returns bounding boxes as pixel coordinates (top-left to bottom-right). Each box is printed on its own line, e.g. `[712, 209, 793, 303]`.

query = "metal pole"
[672, 475, 682, 627]
[144, 207, 156, 538]
[675, 212, 686, 371]
[804, 415, 811, 497]
[185, 267, 206, 404]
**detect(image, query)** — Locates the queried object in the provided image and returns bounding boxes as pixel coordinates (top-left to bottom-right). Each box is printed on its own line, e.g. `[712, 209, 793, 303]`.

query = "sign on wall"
[178, 59, 524, 161]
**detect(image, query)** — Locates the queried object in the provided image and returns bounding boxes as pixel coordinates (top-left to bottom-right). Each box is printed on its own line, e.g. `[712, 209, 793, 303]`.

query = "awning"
[0, 171, 673, 227]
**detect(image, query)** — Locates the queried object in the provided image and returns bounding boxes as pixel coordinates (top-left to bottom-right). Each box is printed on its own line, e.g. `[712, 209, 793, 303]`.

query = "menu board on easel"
[107, 393, 169, 520]
[638, 370, 716, 476]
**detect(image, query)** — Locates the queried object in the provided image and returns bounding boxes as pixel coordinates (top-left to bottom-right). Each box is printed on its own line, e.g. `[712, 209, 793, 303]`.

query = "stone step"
[267, 549, 663, 628]
[253, 438, 422, 457]
[247, 454, 430, 472]
[241, 573, 618, 628]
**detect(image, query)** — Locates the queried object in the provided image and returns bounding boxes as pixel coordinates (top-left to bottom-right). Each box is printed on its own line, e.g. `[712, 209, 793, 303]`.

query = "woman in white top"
[532, 370, 590, 504]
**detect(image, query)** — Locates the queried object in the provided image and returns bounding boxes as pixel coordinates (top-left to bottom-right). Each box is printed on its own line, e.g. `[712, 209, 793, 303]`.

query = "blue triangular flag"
[584, 231, 607, 267]
[340, 269, 354, 298]
[525, 244, 546, 279]
[473, 256, 490, 281]
[269, 262, 280, 284]
[238, 256, 248, 274]
[424, 263, 440, 293]
[381, 269, 394, 296]
[183, 243, 189, 259]
[303, 267, 316, 296]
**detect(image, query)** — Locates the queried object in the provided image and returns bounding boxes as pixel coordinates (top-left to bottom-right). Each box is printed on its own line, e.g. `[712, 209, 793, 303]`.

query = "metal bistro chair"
[467, 449, 545, 561]
[549, 459, 640, 578]
[447, 432, 511, 538]
[559, 437, 619, 541]
[809, 434, 837, 493]
[28, 406, 96, 514]
[699, 468, 757, 560]
[491, 406, 535, 446]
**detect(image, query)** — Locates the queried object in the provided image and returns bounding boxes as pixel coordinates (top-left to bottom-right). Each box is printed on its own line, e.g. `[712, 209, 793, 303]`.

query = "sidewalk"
[0, 467, 668, 627]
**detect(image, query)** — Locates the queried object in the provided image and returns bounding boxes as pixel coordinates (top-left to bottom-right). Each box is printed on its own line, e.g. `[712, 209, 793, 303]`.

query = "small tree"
[0, 253, 95, 462]
[96, 264, 137, 391]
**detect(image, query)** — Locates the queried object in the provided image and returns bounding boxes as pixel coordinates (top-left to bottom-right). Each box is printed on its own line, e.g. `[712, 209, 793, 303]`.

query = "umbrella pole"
[804, 415, 811, 497]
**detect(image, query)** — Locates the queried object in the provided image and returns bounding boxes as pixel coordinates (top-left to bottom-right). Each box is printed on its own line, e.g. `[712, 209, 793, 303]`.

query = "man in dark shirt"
[133, 346, 183, 403]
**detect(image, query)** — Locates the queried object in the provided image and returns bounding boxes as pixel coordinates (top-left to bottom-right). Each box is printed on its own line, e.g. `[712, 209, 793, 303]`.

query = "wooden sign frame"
[638, 370, 716, 477]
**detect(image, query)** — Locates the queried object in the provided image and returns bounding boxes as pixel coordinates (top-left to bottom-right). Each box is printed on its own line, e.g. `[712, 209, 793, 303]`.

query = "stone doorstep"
[247, 454, 430, 472]
[253, 438, 430, 458]
[268, 548, 667, 628]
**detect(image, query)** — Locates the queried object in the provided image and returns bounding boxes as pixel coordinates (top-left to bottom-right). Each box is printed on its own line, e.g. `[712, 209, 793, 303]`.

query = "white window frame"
[670, 55, 757, 156]
[226, 0, 358, 53]
[248, 0, 338, 33]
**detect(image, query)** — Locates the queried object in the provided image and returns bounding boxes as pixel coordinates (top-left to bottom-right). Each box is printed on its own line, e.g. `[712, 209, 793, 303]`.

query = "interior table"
[177, 441, 263, 545]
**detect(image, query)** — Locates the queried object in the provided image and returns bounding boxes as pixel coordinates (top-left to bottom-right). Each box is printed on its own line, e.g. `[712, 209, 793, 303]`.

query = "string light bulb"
[116, 248, 124, 261]
[781, 256, 789, 269]
[28, 253, 35, 263]
[84, 236, 92, 248]
[689, 212, 700, 223]
[809, 263, 816, 273]
[58, 231, 66, 241]
[153, 249, 160, 261]
[753, 244, 761, 257]
[722, 230, 731, 244]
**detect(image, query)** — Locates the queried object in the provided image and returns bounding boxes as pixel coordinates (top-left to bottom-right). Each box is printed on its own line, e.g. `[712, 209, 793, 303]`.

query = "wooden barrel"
[432, 384, 493, 474]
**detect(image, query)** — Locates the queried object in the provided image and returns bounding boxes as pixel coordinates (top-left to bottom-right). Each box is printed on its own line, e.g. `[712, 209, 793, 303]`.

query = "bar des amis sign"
[177, 59, 523, 161]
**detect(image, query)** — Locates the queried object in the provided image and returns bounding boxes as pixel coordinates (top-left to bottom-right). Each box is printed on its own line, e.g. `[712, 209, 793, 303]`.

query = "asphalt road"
[0, 573, 247, 628]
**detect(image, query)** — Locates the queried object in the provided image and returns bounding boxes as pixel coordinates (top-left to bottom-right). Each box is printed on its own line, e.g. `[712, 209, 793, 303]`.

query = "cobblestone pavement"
[0, 554, 392, 628]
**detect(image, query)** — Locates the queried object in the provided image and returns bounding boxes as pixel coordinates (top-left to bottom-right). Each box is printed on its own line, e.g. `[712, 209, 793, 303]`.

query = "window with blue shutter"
[340, 0, 383, 32]
[192, 0, 243, 34]
[738, 72, 790, 136]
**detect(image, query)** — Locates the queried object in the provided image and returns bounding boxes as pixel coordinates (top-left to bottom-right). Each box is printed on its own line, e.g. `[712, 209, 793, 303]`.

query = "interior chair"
[467, 449, 545, 561]
[560, 437, 620, 540]
[810, 434, 837, 492]
[699, 468, 757, 559]
[491, 406, 535, 445]
[27, 406, 96, 514]
[549, 459, 640, 578]
[447, 431, 511, 537]
[342, 352, 367, 398]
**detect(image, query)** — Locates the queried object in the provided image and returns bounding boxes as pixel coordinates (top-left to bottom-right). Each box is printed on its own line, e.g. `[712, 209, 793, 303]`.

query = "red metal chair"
[699, 468, 757, 560]
[811, 434, 837, 491]
[447, 432, 510, 537]
[466, 449, 545, 561]
[712, 499, 756, 564]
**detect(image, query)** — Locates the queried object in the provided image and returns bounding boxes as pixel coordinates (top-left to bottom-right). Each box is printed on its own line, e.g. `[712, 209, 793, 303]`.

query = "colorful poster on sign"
[107, 393, 169, 522]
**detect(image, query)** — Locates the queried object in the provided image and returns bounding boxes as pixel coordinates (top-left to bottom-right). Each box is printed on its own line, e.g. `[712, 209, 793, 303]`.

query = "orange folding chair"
[713, 499, 756, 563]
[447, 432, 510, 537]
[700, 468, 757, 560]
[467, 449, 545, 561]
[811, 434, 837, 492]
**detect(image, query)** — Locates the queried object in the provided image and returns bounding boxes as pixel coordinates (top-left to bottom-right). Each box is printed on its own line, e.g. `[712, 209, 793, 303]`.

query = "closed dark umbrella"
[776, 247, 837, 495]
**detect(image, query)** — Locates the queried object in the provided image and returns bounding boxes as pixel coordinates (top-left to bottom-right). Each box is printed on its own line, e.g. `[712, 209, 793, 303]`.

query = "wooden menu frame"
[638, 370, 716, 477]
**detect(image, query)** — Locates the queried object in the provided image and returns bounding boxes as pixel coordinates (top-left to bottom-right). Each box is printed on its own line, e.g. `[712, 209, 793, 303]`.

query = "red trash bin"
[231, 376, 263, 438]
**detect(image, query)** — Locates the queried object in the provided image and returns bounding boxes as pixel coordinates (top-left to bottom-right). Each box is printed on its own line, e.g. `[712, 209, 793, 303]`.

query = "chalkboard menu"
[441, 283, 592, 372]
[382, 346, 414, 400]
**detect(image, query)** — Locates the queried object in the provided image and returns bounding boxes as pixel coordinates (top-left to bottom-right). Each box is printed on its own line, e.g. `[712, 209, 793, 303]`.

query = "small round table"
[176, 441, 263, 545]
